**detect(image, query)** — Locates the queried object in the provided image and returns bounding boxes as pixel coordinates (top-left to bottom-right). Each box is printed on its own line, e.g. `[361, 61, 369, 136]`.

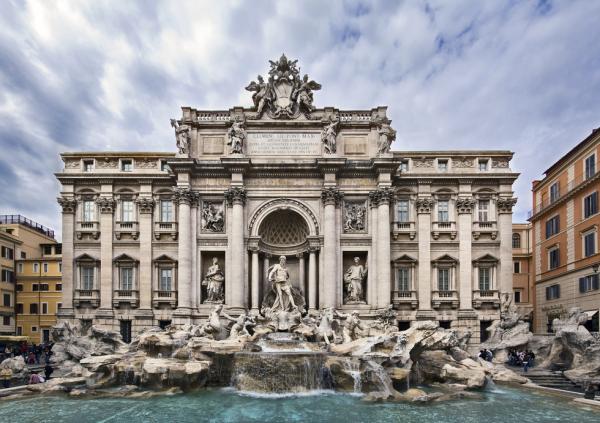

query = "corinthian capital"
[136, 197, 156, 214]
[95, 197, 116, 214]
[173, 187, 198, 206]
[455, 196, 477, 214]
[57, 196, 77, 214]
[376, 187, 393, 205]
[496, 197, 517, 214]
[415, 197, 435, 214]
[224, 186, 247, 206]
[321, 187, 343, 206]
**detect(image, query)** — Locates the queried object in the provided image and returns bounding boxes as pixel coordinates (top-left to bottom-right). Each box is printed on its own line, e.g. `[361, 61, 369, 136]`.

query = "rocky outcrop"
[0, 356, 28, 381]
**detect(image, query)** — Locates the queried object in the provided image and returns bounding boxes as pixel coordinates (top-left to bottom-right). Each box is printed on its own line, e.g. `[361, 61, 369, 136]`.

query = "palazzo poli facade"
[56, 56, 518, 344]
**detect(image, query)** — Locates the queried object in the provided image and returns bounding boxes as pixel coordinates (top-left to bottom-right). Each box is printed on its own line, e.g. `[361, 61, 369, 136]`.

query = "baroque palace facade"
[56, 56, 518, 344]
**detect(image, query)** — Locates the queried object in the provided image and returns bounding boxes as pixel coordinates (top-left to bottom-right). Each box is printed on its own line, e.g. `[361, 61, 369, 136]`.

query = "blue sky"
[1, 0, 600, 236]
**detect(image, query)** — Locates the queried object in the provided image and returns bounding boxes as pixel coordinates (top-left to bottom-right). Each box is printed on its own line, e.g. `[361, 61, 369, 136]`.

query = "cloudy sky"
[1, 0, 600, 237]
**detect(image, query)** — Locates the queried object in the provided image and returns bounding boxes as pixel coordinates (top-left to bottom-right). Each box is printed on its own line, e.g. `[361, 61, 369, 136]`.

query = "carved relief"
[492, 158, 510, 168]
[453, 158, 474, 168]
[201, 201, 225, 232]
[135, 158, 157, 169]
[65, 159, 80, 169]
[343, 201, 367, 233]
[412, 158, 434, 168]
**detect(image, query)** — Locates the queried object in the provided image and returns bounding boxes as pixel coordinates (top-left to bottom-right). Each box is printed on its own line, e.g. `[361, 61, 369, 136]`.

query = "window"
[1, 246, 13, 259]
[584, 231, 596, 257]
[43, 245, 52, 255]
[512, 233, 521, 248]
[548, 247, 560, 270]
[160, 268, 172, 291]
[1, 270, 14, 282]
[120, 267, 133, 290]
[514, 291, 522, 303]
[479, 267, 491, 291]
[16, 284, 23, 292]
[439, 321, 452, 329]
[16, 304, 23, 314]
[40, 284, 49, 291]
[478, 200, 489, 222]
[397, 268, 410, 292]
[158, 320, 172, 329]
[32, 283, 39, 292]
[160, 200, 174, 222]
[160, 160, 170, 172]
[83, 200, 95, 222]
[579, 275, 600, 293]
[438, 159, 448, 172]
[399, 160, 409, 172]
[437, 200, 449, 222]
[31, 326, 37, 333]
[56, 283, 62, 291]
[478, 160, 488, 171]
[397, 200, 409, 223]
[16, 327, 22, 335]
[120, 320, 132, 343]
[546, 284, 560, 300]
[3, 294, 10, 307]
[513, 261, 521, 274]
[42, 329, 50, 343]
[55, 245, 62, 254]
[20, 251, 26, 259]
[83, 160, 94, 172]
[545, 215, 560, 238]
[2, 316, 9, 326]
[584, 192, 598, 218]
[549, 182, 560, 203]
[121, 159, 133, 172]
[59, 263, 62, 273]
[121, 200, 134, 222]
[57, 303, 62, 310]
[42, 303, 48, 315]
[81, 266, 94, 290]
[29, 303, 38, 314]
[585, 154, 596, 180]
[17, 263, 23, 273]
[43, 263, 48, 273]
[438, 268, 450, 291]
[33, 262, 39, 273]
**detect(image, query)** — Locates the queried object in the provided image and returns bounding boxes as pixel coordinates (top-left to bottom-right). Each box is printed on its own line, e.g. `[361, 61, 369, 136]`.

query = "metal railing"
[0, 215, 55, 238]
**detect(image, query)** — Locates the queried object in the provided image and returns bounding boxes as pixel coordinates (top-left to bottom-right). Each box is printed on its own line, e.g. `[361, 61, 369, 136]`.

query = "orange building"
[512, 223, 533, 325]
[530, 128, 600, 333]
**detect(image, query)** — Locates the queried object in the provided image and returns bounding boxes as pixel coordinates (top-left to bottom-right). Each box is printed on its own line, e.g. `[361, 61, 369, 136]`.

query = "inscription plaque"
[246, 132, 321, 156]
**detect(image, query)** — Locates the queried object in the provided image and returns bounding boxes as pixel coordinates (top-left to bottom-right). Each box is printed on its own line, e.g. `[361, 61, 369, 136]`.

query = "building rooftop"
[0, 215, 55, 239]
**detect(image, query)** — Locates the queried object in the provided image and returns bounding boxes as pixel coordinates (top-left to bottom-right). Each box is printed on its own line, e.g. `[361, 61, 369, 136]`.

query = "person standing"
[0, 367, 12, 388]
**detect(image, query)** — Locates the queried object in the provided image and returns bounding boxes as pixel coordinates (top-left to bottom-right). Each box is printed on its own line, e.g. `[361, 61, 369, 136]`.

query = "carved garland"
[248, 198, 320, 236]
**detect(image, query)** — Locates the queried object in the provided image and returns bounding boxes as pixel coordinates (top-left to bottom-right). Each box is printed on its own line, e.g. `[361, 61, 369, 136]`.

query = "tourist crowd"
[507, 349, 536, 372]
[0, 342, 55, 388]
[478, 349, 494, 362]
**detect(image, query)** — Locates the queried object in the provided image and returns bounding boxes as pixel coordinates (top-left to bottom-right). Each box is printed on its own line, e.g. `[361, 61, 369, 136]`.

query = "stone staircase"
[525, 369, 582, 392]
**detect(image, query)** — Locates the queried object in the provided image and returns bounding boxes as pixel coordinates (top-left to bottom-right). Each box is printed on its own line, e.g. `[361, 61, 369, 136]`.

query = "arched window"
[512, 233, 521, 248]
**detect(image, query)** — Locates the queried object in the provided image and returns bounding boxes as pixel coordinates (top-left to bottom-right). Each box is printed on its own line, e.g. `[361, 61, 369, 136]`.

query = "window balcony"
[112, 289, 139, 308]
[74, 289, 100, 307]
[472, 221, 498, 240]
[392, 290, 418, 309]
[115, 221, 139, 240]
[431, 290, 459, 309]
[431, 221, 457, 240]
[392, 221, 416, 240]
[152, 290, 177, 308]
[154, 221, 178, 241]
[472, 289, 500, 309]
[76, 221, 100, 240]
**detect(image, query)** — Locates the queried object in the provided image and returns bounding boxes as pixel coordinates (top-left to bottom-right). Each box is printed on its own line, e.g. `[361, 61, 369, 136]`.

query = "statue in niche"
[292, 74, 321, 113]
[343, 257, 367, 304]
[170, 119, 190, 157]
[377, 121, 396, 155]
[245, 75, 272, 117]
[227, 118, 246, 154]
[334, 310, 365, 343]
[321, 118, 339, 154]
[262, 256, 306, 314]
[202, 257, 225, 304]
[202, 202, 224, 232]
[343, 203, 366, 232]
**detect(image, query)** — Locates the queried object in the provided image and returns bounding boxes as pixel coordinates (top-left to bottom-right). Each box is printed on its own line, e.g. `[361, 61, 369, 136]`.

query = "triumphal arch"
[56, 55, 518, 344]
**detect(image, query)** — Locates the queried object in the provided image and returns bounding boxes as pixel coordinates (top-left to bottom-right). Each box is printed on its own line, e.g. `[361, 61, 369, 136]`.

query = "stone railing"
[472, 221, 498, 240]
[339, 111, 372, 122]
[431, 221, 457, 240]
[154, 221, 178, 240]
[196, 111, 231, 122]
[152, 290, 177, 308]
[115, 221, 139, 240]
[391, 290, 418, 309]
[431, 290, 459, 309]
[472, 289, 500, 309]
[392, 221, 416, 240]
[75, 221, 100, 240]
[74, 289, 100, 307]
[113, 289, 139, 308]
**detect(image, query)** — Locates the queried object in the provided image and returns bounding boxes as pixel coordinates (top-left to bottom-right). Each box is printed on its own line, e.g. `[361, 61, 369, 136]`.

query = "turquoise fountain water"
[0, 386, 597, 423]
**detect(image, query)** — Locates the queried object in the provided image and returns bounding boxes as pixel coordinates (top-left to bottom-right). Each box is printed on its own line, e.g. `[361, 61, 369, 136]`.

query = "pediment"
[393, 254, 417, 263]
[473, 254, 499, 264]
[431, 254, 458, 264]
[113, 253, 138, 263]
[154, 254, 177, 263]
[74, 253, 99, 263]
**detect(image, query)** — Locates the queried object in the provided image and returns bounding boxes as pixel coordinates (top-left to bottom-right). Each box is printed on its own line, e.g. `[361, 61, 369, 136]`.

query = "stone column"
[308, 248, 318, 310]
[57, 197, 77, 315]
[174, 188, 194, 312]
[191, 200, 198, 309]
[136, 197, 155, 310]
[377, 188, 393, 308]
[225, 187, 247, 309]
[250, 247, 260, 311]
[368, 192, 379, 306]
[497, 197, 517, 295]
[321, 187, 343, 308]
[416, 197, 434, 311]
[297, 253, 306, 293]
[456, 197, 476, 310]
[96, 196, 115, 312]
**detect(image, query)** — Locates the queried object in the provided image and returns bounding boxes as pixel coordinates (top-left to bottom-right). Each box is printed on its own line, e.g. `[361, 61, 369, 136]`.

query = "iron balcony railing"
[0, 215, 55, 238]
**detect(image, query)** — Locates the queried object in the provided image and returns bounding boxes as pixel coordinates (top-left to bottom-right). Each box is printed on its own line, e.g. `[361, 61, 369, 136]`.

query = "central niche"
[258, 209, 309, 247]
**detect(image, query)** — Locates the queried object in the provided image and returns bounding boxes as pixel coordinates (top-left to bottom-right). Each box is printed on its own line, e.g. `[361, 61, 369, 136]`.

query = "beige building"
[512, 223, 533, 325]
[0, 228, 21, 335]
[530, 128, 600, 333]
[55, 55, 518, 345]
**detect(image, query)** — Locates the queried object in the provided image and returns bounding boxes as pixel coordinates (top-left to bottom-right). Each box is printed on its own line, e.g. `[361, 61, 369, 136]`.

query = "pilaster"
[321, 187, 343, 308]
[57, 196, 77, 315]
[136, 197, 154, 310]
[456, 196, 476, 309]
[497, 197, 517, 295]
[416, 195, 434, 311]
[96, 196, 115, 314]
[173, 187, 196, 314]
[225, 186, 247, 309]
[376, 187, 393, 307]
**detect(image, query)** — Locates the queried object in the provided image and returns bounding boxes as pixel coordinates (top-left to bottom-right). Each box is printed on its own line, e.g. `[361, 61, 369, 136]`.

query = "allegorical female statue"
[343, 257, 367, 304]
[202, 257, 225, 304]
